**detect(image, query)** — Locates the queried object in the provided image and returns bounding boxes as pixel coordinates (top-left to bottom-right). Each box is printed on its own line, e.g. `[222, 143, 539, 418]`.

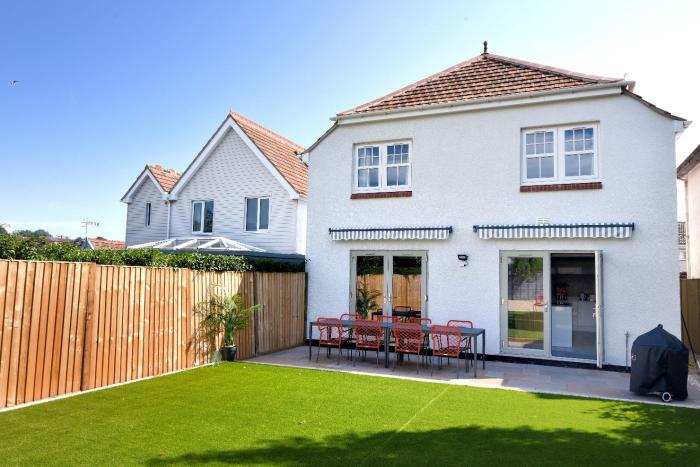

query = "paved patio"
[246, 345, 700, 409]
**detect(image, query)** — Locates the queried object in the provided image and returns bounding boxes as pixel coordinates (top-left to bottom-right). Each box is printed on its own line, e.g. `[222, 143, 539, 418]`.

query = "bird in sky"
[10, 80, 19, 86]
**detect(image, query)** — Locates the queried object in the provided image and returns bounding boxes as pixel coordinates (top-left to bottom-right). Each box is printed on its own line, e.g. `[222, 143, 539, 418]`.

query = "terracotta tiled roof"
[338, 53, 623, 116]
[88, 238, 125, 250]
[230, 112, 308, 195]
[147, 165, 181, 193]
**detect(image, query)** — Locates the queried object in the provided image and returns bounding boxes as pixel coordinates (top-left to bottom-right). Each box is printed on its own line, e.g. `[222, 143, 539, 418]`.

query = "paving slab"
[245, 346, 700, 409]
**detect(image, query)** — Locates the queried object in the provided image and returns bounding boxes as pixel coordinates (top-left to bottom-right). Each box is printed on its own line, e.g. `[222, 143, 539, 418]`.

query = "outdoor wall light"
[457, 254, 469, 266]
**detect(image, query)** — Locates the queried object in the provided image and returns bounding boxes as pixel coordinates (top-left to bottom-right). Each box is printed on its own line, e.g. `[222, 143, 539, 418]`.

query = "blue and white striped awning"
[329, 226, 453, 241]
[473, 223, 634, 239]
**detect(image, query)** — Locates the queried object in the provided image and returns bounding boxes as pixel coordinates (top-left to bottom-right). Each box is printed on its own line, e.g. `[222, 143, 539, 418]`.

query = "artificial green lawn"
[0, 364, 698, 466]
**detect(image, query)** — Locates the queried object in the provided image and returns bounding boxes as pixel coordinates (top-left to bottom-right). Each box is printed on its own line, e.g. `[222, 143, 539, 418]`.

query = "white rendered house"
[304, 48, 688, 367]
[121, 112, 308, 256]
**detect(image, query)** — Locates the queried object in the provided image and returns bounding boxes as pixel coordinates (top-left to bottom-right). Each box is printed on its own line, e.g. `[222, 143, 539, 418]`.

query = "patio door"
[500, 250, 604, 365]
[351, 251, 427, 319]
[499, 252, 550, 357]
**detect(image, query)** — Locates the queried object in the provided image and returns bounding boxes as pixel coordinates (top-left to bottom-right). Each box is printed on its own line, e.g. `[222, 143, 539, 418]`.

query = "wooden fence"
[680, 278, 700, 354]
[0, 260, 306, 409]
[359, 274, 422, 311]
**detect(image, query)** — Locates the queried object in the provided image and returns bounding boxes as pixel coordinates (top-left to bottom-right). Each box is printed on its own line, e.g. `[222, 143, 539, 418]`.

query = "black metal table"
[307, 320, 486, 377]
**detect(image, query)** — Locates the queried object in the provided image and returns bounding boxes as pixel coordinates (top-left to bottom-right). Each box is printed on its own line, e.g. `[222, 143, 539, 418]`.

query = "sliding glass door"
[500, 252, 549, 357]
[500, 250, 604, 365]
[351, 251, 427, 320]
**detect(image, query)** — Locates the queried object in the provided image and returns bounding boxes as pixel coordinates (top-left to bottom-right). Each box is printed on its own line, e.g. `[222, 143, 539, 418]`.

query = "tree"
[13, 229, 52, 238]
[0, 225, 7, 235]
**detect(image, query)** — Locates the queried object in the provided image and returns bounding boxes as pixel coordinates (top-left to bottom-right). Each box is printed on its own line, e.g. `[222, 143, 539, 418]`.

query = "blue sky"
[2, 0, 699, 239]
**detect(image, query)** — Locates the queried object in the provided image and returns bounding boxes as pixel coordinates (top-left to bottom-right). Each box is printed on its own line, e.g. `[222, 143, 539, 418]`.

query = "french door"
[500, 252, 550, 357]
[499, 250, 604, 366]
[350, 251, 428, 319]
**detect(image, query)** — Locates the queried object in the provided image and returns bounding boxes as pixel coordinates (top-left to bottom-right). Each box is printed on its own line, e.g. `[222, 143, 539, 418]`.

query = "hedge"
[0, 235, 304, 273]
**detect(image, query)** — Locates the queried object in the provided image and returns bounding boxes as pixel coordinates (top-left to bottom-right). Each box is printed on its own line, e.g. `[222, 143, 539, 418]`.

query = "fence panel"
[680, 278, 700, 353]
[0, 260, 306, 409]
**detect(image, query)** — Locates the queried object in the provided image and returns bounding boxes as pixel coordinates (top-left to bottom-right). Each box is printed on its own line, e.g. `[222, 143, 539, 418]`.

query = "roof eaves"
[677, 143, 700, 180]
[302, 122, 339, 155]
[332, 81, 630, 122]
[120, 165, 167, 203]
[621, 89, 688, 123]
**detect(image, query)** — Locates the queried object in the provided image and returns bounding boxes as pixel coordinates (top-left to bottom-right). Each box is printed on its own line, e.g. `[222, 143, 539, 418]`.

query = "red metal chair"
[377, 315, 398, 324]
[429, 325, 465, 375]
[407, 317, 432, 325]
[353, 320, 383, 366]
[340, 313, 362, 321]
[447, 320, 473, 366]
[392, 322, 424, 373]
[316, 317, 344, 364]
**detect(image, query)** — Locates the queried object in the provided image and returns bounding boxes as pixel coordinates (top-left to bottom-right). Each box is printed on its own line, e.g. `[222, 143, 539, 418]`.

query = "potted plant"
[355, 279, 382, 319]
[189, 287, 259, 362]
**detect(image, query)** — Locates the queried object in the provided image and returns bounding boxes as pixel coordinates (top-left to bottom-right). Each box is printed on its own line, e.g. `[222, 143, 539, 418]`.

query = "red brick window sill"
[520, 182, 602, 193]
[350, 191, 413, 200]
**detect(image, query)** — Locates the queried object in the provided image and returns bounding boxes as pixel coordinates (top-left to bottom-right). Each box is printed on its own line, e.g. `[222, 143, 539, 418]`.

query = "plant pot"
[221, 345, 238, 362]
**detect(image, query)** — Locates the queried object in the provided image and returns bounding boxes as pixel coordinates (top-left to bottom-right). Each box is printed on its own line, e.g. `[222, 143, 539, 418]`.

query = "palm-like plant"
[355, 279, 382, 318]
[189, 286, 259, 361]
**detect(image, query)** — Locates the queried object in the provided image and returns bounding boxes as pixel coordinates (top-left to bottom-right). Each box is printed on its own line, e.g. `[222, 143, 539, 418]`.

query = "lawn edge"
[0, 363, 214, 414]
[242, 360, 700, 410]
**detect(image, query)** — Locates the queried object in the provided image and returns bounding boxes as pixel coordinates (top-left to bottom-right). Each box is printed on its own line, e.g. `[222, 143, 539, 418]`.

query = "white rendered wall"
[306, 93, 680, 366]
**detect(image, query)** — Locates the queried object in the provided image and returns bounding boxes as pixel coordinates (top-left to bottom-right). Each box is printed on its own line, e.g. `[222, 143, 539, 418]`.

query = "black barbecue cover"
[630, 325, 688, 400]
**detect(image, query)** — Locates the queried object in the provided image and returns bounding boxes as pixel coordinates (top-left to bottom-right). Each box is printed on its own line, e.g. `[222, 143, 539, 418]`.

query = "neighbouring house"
[305, 46, 688, 368]
[677, 143, 700, 277]
[74, 237, 126, 250]
[121, 111, 308, 257]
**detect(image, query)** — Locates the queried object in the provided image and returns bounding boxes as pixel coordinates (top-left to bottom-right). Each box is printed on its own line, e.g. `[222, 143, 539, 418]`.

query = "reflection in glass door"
[352, 252, 427, 321]
[391, 256, 423, 321]
[355, 255, 385, 319]
[501, 253, 548, 355]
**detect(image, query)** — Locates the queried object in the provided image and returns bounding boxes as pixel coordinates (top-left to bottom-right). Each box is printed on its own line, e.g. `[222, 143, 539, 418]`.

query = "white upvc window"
[521, 124, 598, 185]
[245, 197, 270, 232]
[192, 200, 214, 234]
[145, 202, 151, 227]
[353, 141, 412, 192]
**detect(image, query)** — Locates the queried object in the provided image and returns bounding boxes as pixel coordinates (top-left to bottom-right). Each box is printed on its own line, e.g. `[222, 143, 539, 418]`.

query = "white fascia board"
[333, 83, 628, 126]
[170, 116, 300, 200]
[121, 168, 167, 203]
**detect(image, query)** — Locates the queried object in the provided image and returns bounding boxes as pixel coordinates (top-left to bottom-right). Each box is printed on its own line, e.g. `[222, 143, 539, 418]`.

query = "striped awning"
[473, 223, 634, 239]
[329, 226, 452, 241]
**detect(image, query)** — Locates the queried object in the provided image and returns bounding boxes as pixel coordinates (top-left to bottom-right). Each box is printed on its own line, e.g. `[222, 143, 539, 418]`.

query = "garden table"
[307, 320, 486, 377]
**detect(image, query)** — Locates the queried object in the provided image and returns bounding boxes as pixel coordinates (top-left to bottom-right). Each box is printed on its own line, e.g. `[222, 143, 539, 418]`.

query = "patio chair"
[316, 317, 344, 364]
[340, 313, 362, 359]
[429, 325, 465, 375]
[353, 320, 383, 366]
[447, 320, 473, 366]
[405, 317, 432, 360]
[392, 322, 424, 374]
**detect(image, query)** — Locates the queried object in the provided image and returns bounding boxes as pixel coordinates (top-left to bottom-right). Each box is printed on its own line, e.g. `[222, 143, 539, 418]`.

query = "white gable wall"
[306, 93, 680, 366]
[169, 128, 300, 253]
[125, 177, 168, 246]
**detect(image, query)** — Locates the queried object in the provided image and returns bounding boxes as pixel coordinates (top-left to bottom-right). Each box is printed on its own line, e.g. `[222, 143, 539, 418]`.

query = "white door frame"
[499, 251, 551, 358]
[499, 249, 604, 365]
[350, 250, 428, 317]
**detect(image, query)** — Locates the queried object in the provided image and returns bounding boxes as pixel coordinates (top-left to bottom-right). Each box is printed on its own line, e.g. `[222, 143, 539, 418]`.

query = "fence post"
[80, 263, 98, 391]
